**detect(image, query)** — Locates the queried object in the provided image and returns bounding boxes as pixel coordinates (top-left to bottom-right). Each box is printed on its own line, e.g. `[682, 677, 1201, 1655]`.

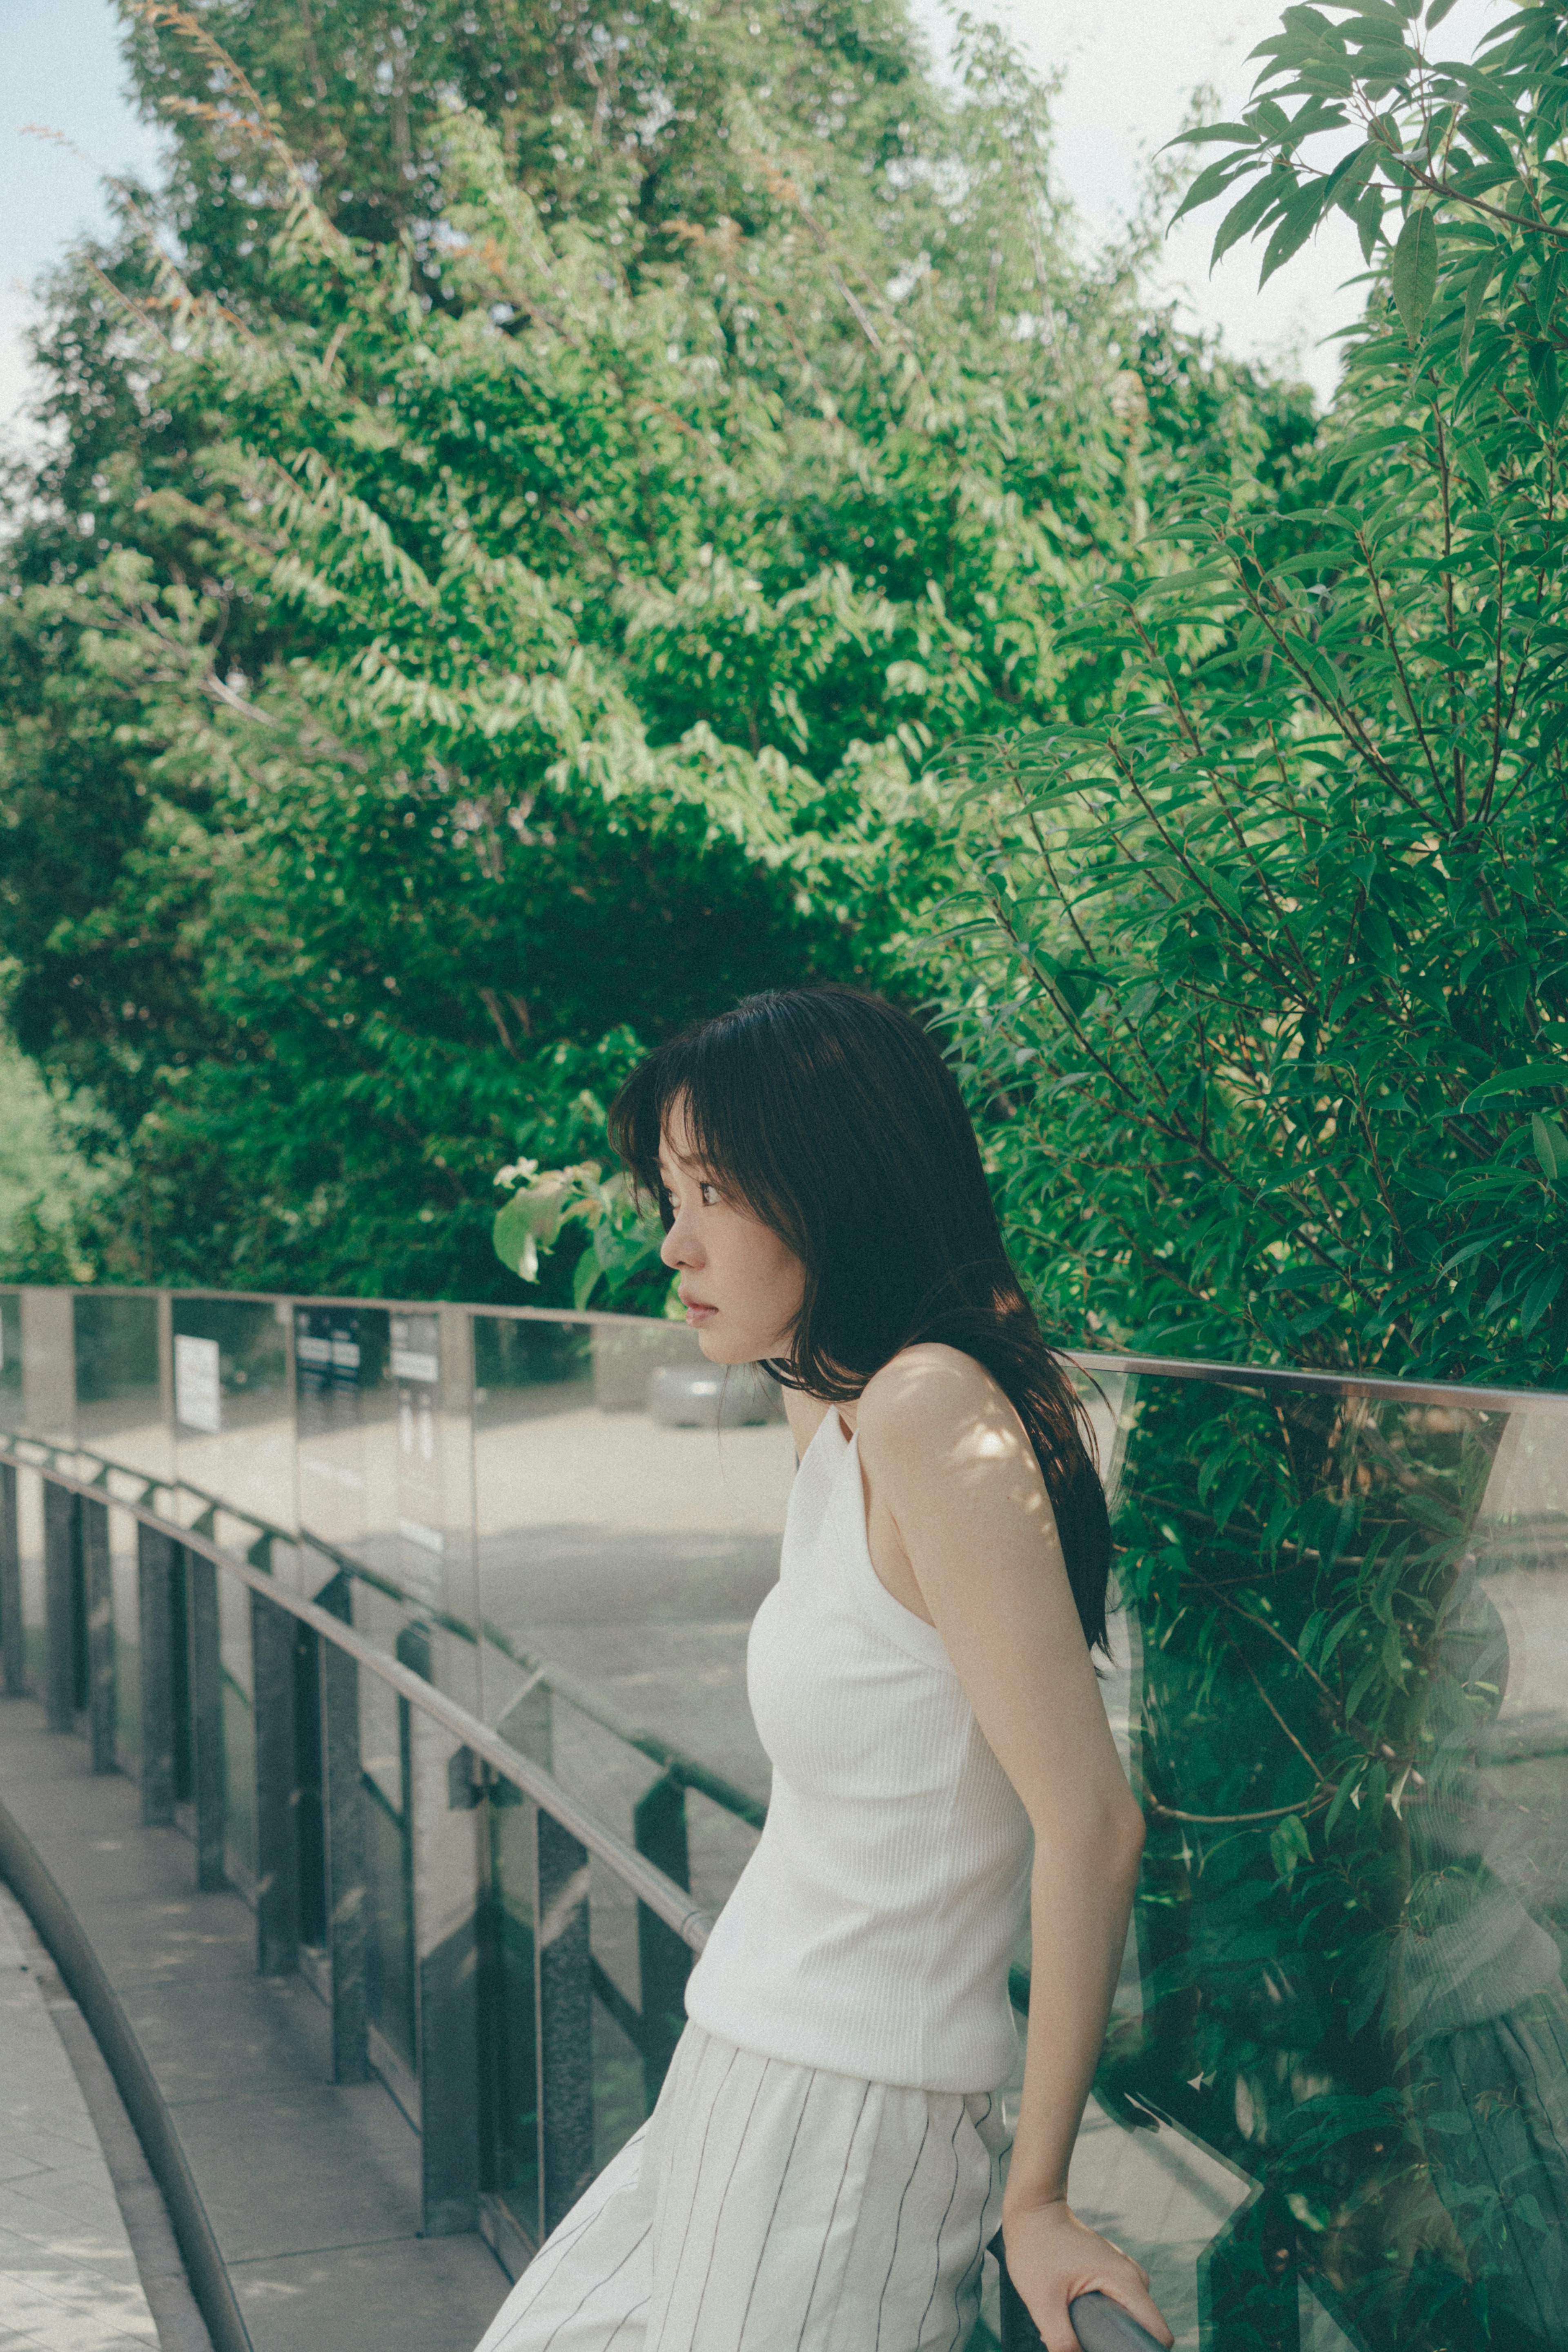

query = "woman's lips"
[681, 1294, 717, 1324]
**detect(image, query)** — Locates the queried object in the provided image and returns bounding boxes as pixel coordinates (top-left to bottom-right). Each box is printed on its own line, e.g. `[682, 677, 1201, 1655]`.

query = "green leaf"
[1260, 179, 1333, 285]
[1520, 1262, 1566, 1332]
[1320, 1610, 1360, 1670]
[1166, 122, 1260, 149]
[491, 1173, 575, 1279]
[1531, 1110, 1568, 1179]
[1459, 250, 1494, 363]
[1325, 1766, 1364, 1838]
[1345, 1656, 1383, 1721]
[492, 1190, 543, 1280]
[1169, 155, 1253, 231]
[1460, 113, 1515, 168]
[1459, 1063, 1568, 1111]
[572, 1246, 604, 1309]
[1329, 142, 1381, 218]
[1211, 171, 1290, 268]
[1536, 705, 1568, 763]
[1270, 1812, 1314, 1881]
[1528, 339, 1564, 427]
[1354, 182, 1386, 263]
[1391, 209, 1440, 341]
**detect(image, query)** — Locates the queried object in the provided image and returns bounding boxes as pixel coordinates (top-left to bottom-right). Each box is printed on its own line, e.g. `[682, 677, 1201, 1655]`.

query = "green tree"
[0, 14, 1312, 1298]
[942, 0, 1568, 1389]
[0, 0, 938, 1284]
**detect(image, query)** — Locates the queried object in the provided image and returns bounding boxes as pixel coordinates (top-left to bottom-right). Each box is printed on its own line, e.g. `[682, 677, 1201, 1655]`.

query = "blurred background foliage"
[0, 0, 1562, 1398]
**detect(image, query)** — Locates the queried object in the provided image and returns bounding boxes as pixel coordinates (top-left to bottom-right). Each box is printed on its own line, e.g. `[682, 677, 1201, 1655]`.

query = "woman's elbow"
[1033, 1788, 1145, 1883]
[1093, 1789, 1144, 1882]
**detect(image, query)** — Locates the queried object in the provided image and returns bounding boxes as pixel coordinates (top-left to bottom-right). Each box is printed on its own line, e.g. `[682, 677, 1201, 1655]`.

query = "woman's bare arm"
[854, 1345, 1172, 2352]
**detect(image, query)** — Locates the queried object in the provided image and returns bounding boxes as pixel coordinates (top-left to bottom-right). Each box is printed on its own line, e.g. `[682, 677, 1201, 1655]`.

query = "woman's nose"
[660, 1216, 699, 1270]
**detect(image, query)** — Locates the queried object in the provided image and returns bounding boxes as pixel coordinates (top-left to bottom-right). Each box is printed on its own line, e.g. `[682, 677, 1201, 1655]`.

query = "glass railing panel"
[484, 1771, 542, 2243]
[586, 1848, 653, 2174]
[319, 1303, 481, 1717]
[218, 1558, 257, 1892]
[19, 1285, 75, 1442]
[472, 1309, 791, 1812]
[0, 1289, 22, 1422]
[356, 1597, 419, 2078]
[171, 1293, 295, 1534]
[407, 1695, 487, 2212]
[109, 1500, 141, 1775]
[295, 1302, 388, 1567]
[470, 1308, 593, 1739]
[1095, 1370, 1568, 2352]
[73, 1288, 168, 1479]
[16, 1458, 45, 1691]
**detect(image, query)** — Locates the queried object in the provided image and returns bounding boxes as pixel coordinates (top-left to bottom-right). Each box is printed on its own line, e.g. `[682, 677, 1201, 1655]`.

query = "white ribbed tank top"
[684, 1408, 1033, 2093]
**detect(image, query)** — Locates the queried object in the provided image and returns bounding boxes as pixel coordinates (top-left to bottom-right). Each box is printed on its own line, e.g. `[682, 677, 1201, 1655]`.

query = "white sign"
[174, 1334, 222, 1434]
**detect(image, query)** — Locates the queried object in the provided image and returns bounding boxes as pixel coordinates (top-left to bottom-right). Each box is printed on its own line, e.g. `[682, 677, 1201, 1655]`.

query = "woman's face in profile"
[657, 1099, 804, 1365]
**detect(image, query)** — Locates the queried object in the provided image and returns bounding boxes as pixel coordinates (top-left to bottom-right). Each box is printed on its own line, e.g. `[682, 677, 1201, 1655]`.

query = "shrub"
[940, 0, 1568, 1389]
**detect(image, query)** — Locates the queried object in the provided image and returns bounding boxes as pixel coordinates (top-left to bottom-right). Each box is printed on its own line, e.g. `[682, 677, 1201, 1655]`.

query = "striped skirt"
[474, 2023, 1010, 2351]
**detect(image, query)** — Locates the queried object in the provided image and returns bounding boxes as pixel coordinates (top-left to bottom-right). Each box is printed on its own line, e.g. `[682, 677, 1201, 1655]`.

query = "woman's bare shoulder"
[857, 1344, 1014, 1455]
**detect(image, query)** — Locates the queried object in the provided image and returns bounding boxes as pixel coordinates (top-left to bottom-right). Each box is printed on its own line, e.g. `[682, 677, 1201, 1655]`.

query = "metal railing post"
[999, 2244, 1044, 2349]
[251, 1590, 300, 1975]
[411, 1709, 482, 2237]
[320, 1639, 369, 2084]
[188, 1552, 225, 1890]
[136, 1524, 177, 1825]
[83, 1497, 115, 1774]
[633, 1772, 692, 2109]
[534, 1805, 594, 2236]
[0, 1460, 21, 1697]
[42, 1478, 79, 1733]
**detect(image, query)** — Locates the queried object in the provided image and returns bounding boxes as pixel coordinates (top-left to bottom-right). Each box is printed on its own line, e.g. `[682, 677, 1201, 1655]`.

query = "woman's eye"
[700, 1181, 721, 1206]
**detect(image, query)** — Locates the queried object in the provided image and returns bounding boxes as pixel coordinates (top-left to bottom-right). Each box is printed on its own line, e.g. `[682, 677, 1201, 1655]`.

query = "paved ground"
[0, 1882, 162, 2352]
[0, 1700, 508, 2352]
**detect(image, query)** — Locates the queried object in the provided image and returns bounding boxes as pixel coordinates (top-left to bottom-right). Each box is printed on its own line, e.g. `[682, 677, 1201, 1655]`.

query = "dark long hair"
[608, 985, 1112, 1655]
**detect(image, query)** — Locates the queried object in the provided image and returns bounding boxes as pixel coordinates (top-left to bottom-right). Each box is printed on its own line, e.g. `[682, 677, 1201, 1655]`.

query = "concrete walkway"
[0, 1699, 508, 2352]
[0, 1881, 162, 2352]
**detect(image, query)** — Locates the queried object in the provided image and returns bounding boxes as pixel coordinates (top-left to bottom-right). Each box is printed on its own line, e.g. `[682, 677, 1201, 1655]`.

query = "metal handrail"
[1066, 1347, 1568, 1413]
[29, 1270, 1568, 1405]
[0, 1439, 715, 1954]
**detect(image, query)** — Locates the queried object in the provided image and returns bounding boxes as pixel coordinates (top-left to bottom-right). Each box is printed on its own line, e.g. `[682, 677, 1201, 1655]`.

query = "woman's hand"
[1002, 2196, 1173, 2352]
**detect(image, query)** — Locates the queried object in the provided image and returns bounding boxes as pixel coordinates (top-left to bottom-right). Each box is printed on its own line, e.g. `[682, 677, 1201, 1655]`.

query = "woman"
[475, 986, 1171, 2352]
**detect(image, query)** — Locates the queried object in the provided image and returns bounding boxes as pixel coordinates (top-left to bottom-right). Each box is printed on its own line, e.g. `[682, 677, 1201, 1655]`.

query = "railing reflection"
[0, 1282, 1562, 2352]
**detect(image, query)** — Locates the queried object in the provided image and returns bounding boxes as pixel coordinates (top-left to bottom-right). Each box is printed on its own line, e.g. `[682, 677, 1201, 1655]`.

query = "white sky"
[910, 0, 1497, 403]
[1, 0, 1500, 445]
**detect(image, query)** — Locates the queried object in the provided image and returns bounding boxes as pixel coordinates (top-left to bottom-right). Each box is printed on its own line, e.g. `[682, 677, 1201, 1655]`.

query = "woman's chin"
[694, 1321, 765, 1366]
